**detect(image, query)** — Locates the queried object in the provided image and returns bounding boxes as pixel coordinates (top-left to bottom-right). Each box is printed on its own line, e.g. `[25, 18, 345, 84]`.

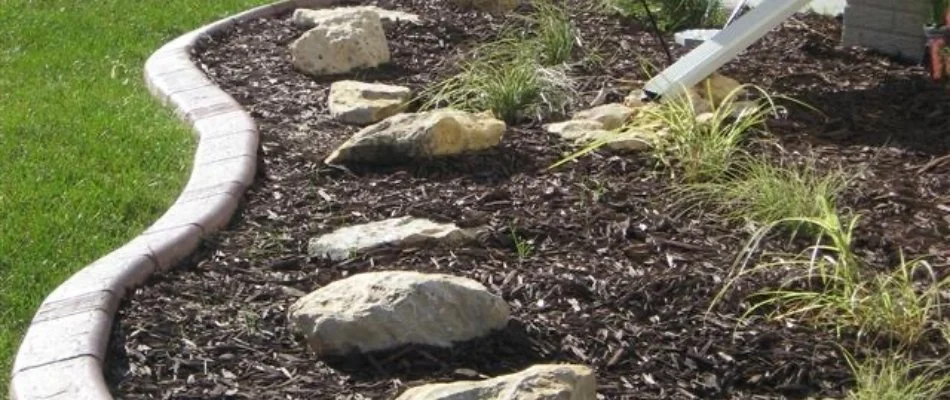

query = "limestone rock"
[309, 216, 474, 261]
[324, 109, 505, 165]
[544, 119, 605, 140]
[396, 364, 597, 400]
[328, 80, 411, 125]
[289, 271, 511, 355]
[450, 0, 521, 13]
[293, 6, 421, 27]
[290, 8, 390, 76]
[623, 91, 647, 109]
[572, 103, 636, 130]
[693, 73, 742, 107]
[544, 119, 653, 151]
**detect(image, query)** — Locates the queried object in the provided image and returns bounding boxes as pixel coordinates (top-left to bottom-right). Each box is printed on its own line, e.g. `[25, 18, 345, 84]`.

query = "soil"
[106, 1, 950, 399]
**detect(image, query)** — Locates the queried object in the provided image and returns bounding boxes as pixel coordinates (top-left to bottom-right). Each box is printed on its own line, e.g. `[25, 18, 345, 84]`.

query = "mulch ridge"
[107, 2, 950, 399]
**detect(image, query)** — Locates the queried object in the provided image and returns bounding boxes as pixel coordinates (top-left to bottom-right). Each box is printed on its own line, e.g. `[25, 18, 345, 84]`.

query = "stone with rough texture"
[309, 216, 475, 261]
[693, 73, 742, 107]
[328, 80, 411, 125]
[294, 6, 421, 27]
[290, 8, 390, 76]
[572, 103, 636, 130]
[545, 119, 653, 151]
[396, 364, 597, 400]
[450, 0, 520, 13]
[324, 109, 505, 165]
[289, 271, 510, 355]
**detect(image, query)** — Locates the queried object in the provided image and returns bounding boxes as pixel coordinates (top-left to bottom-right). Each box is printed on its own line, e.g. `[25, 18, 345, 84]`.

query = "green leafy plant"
[531, 0, 576, 65]
[673, 156, 849, 232]
[602, 0, 725, 32]
[550, 84, 776, 181]
[509, 225, 534, 260]
[714, 204, 949, 346]
[845, 353, 950, 400]
[420, 54, 573, 123]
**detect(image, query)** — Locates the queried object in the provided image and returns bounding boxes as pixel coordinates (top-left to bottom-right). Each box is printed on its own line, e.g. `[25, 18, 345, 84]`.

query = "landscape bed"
[107, 1, 950, 399]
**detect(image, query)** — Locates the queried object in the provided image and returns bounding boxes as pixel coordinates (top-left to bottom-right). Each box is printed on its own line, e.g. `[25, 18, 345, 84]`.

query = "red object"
[929, 35, 946, 81]
[927, 9, 950, 82]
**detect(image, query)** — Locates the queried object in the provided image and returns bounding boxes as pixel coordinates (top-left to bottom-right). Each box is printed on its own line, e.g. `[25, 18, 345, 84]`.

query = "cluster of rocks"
[279, 5, 752, 397]
[288, 6, 510, 166]
[289, 5, 747, 168]
[295, 217, 595, 397]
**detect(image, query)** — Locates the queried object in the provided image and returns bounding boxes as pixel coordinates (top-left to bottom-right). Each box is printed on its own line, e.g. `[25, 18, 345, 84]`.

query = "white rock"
[289, 271, 510, 355]
[544, 119, 605, 140]
[324, 109, 505, 165]
[396, 364, 597, 400]
[293, 6, 421, 27]
[572, 103, 636, 130]
[290, 8, 390, 76]
[545, 119, 653, 151]
[328, 80, 411, 125]
[309, 216, 474, 261]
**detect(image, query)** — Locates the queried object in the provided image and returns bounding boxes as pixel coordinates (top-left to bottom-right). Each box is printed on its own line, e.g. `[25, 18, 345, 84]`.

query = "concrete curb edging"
[9, 1, 334, 398]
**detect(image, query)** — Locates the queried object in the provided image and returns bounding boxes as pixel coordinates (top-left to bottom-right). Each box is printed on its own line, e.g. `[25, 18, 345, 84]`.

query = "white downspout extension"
[643, 0, 812, 101]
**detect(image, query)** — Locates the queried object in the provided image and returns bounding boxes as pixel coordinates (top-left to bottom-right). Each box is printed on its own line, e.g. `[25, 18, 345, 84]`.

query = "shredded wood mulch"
[107, 1, 950, 399]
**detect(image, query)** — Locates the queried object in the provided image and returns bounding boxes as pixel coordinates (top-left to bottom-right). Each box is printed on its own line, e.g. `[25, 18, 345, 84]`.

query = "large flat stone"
[396, 364, 597, 400]
[328, 80, 411, 125]
[289, 271, 510, 355]
[309, 216, 475, 261]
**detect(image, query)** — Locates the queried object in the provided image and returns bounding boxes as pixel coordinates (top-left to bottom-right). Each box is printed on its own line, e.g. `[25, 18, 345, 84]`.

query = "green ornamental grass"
[846, 354, 950, 400]
[674, 157, 849, 232]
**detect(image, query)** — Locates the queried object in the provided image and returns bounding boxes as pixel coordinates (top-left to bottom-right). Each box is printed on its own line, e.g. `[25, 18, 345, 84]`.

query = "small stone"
[308, 216, 475, 261]
[290, 8, 390, 76]
[693, 73, 743, 107]
[572, 103, 636, 130]
[695, 112, 716, 125]
[328, 80, 411, 125]
[396, 364, 597, 400]
[289, 271, 510, 356]
[544, 119, 605, 140]
[324, 109, 505, 165]
[545, 120, 654, 151]
[623, 91, 647, 109]
[594, 129, 656, 151]
[293, 7, 421, 27]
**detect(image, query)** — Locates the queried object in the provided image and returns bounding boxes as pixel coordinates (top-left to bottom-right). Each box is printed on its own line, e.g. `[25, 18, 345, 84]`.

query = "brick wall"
[842, 0, 928, 62]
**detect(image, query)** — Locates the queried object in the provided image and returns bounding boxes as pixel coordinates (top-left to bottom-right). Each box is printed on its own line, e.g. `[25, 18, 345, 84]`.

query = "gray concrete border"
[9, 1, 334, 398]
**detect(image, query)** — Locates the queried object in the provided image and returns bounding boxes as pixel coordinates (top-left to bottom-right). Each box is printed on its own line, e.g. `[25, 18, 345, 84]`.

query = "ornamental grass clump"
[673, 157, 850, 233]
[420, 56, 573, 123]
[550, 83, 776, 177]
[531, 0, 576, 66]
[649, 86, 775, 182]
[715, 201, 950, 347]
[419, 0, 580, 122]
[845, 354, 950, 400]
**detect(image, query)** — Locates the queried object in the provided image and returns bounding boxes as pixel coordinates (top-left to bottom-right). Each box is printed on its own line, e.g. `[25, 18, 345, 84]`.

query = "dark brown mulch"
[106, 2, 950, 399]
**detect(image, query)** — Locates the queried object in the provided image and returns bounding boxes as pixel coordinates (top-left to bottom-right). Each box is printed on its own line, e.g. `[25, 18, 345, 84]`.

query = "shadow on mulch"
[320, 321, 549, 383]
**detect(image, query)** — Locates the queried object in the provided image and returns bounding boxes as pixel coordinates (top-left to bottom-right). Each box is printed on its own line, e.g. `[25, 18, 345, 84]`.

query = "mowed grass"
[0, 0, 266, 391]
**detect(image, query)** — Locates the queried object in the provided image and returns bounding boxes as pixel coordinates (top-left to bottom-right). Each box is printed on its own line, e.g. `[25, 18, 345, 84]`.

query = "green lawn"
[0, 0, 266, 392]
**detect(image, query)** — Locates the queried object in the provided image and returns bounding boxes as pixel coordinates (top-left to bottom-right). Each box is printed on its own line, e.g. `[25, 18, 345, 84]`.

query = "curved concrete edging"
[9, 1, 334, 398]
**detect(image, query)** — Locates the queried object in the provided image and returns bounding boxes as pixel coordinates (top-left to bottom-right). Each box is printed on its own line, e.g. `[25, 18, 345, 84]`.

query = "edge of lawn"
[0, 0, 271, 394]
